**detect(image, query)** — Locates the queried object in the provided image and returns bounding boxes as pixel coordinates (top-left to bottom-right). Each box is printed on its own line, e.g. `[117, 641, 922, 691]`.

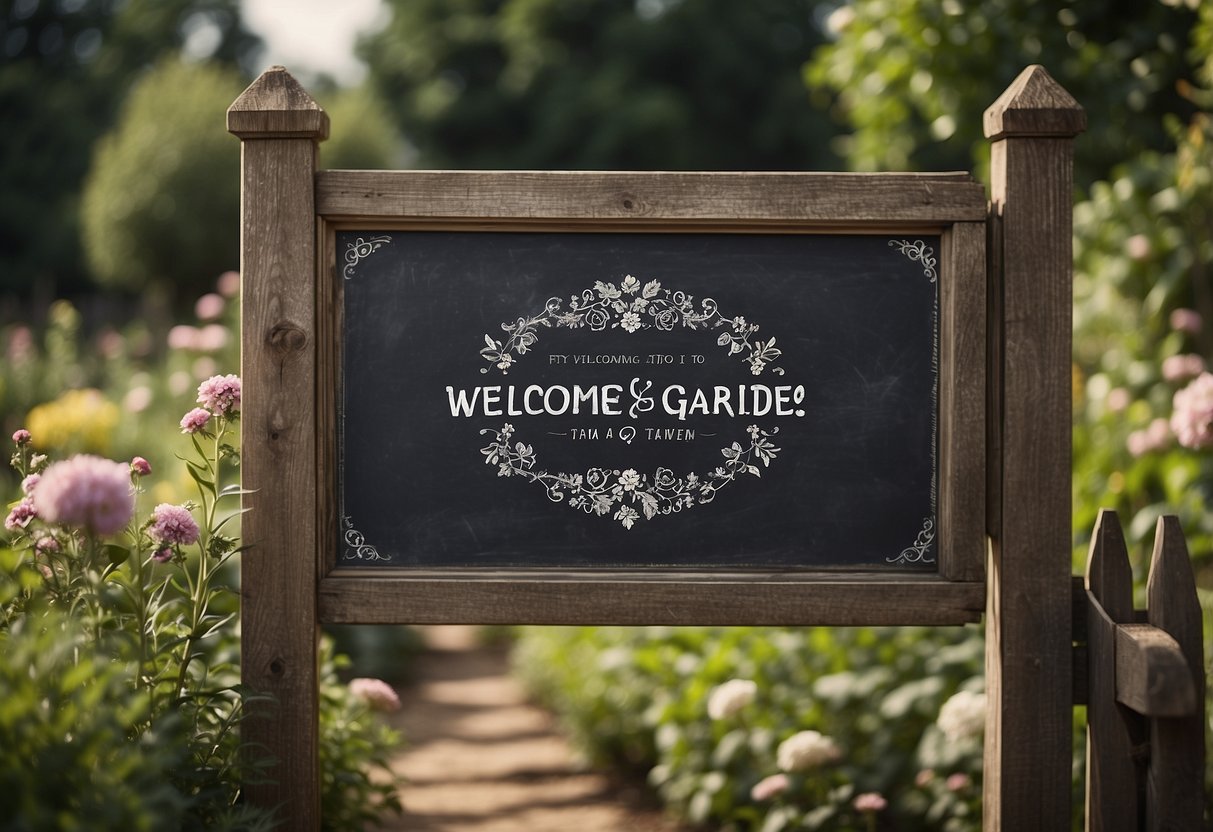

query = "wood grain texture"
[983, 65, 1088, 140]
[317, 572, 984, 626]
[316, 170, 987, 224]
[983, 67, 1084, 832]
[1114, 624, 1197, 718]
[230, 68, 326, 831]
[1084, 510, 1143, 832]
[1144, 516, 1205, 832]
[939, 222, 986, 581]
[228, 66, 329, 139]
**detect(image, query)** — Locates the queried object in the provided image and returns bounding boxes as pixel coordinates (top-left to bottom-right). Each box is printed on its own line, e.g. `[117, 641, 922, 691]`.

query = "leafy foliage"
[1, 379, 404, 829]
[0, 0, 260, 296]
[81, 60, 246, 297]
[361, 0, 840, 170]
[806, 0, 1199, 186]
[515, 626, 993, 830]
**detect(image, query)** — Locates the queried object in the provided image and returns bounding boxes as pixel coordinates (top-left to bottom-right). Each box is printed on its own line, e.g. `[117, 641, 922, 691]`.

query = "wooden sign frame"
[229, 65, 1084, 830]
[316, 173, 988, 628]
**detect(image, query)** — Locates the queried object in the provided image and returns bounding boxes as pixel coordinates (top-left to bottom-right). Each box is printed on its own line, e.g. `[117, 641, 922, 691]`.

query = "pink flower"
[1105, 388, 1130, 413]
[5, 498, 37, 531]
[168, 325, 200, 351]
[130, 457, 152, 477]
[750, 773, 790, 801]
[946, 773, 972, 792]
[915, 769, 935, 788]
[1162, 353, 1205, 383]
[33, 455, 134, 535]
[195, 293, 226, 321]
[197, 374, 241, 417]
[149, 503, 199, 546]
[1127, 418, 1172, 457]
[12, 429, 31, 445]
[151, 545, 173, 563]
[21, 474, 40, 495]
[1125, 234, 1151, 261]
[217, 270, 240, 298]
[180, 408, 211, 434]
[1170, 308, 1202, 335]
[853, 792, 888, 813]
[33, 531, 59, 554]
[349, 678, 401, 712]
[1171, 372, 1213, 450]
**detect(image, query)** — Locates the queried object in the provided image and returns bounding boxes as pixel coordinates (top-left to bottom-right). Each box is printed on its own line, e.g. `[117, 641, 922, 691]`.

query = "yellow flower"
[26, 389, 120, 455]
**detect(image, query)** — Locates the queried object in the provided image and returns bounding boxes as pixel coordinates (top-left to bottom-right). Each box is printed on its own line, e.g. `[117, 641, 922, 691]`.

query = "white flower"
[620, 311, 642, 333]
[776, 730, 841, 771]
[619, 469, 641, 491]
[936, 689, 987, 742]
[707, 678, 758, 720]
[620, 274, 641, 294]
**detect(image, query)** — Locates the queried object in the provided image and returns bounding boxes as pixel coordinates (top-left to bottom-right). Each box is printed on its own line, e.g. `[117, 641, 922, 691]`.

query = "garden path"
[378, 625, 683, 832]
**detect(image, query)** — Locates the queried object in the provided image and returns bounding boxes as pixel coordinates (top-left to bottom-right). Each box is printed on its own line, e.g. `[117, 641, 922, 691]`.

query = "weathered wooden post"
[983, 65, 1086, 830]
[228, 67, 329, 828]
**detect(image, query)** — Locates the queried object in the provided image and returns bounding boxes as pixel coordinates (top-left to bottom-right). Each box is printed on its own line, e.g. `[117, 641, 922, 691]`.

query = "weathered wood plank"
[983, 65, 1084, 832]
[1115, 623, 1197, 718]
[1144, 516, 1205, 832]
[939, 222, 986, 581]
[1084, 509, 1141, 832]
[229, 67, 327, 831]
[316, 170, 988, 224]
[317, 573, 985, 626]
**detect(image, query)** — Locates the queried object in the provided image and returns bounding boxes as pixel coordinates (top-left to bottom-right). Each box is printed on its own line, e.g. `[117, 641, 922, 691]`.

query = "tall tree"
[360, 0, 840, 171]
[806, 0, 1199, 187]
[0, 0, 260, 296]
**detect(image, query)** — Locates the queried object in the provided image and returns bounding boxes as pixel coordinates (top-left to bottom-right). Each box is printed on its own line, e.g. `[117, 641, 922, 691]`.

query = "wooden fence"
[1081, 509, 1206, 831]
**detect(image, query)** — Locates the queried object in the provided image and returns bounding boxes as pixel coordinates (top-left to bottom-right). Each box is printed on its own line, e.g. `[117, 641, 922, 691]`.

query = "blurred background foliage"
[3, 0, 1213, 828]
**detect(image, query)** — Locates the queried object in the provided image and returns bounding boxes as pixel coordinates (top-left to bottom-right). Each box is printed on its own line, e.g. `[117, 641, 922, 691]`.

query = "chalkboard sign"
[338, 231, 939, 570]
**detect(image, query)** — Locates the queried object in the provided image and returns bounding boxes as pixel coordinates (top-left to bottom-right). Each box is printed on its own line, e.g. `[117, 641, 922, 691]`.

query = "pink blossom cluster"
[33, 454, 134, 535]
[148, 503, 200, 546]
[749, 773, 789, 801]
[196, 374, 241, 417]
[1162, 353, 1205, 383]
[1171, 372, 1213, 450]
[180, 408, 211, 434]
[349, 677, 401, 713]
[853, 792, 888, 813]
[1127, 418, 1171, 457]
[5, 498, 36, 532]
[1170, 308, 1203, 335]
[167, 324, 229, 353]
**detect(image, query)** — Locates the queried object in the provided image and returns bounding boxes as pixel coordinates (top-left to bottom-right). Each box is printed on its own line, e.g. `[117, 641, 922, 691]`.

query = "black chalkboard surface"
[338, 231, 939, 570]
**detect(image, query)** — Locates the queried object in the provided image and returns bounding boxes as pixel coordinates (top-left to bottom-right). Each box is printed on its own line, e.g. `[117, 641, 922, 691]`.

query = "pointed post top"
[228, 66, 329, 141]
[984, 65, 1086, 140]
[1084, 508, 1133, 622]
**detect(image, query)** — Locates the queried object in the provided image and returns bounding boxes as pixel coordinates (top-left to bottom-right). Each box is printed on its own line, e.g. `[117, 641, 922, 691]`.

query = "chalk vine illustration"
[479, 423, 781, 529]
[478, 274, 784, 377]
[889, 238, 938, 283]
[342, 515, 390, 561]
[889, 517, 935, 565]
[342, 235, 392, 280]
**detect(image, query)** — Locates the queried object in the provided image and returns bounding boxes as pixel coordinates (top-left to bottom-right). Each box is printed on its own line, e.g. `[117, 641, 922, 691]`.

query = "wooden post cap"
[983, 65, 1086, 140]
[228, 66, 329, 140]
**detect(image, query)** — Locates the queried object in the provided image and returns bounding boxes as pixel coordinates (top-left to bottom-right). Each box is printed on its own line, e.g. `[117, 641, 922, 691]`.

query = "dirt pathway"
[377, 626, 683, 832]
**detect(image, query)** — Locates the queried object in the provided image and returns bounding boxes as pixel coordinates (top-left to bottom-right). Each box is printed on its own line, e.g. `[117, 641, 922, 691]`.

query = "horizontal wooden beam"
[318, 571, 985, 626]
[316, 170, 988, 225]
[1115, 622, 1198, 718]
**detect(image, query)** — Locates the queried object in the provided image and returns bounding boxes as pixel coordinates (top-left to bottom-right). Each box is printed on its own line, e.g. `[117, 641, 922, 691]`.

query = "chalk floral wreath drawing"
[479, 274, 785, 377]
[480, 423, 781, 530]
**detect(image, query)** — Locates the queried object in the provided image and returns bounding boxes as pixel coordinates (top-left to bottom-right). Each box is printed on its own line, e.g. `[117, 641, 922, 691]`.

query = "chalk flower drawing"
[889, 239, 938, 282]
[478, 275, 784, 377]
[479, 423, 781, 529]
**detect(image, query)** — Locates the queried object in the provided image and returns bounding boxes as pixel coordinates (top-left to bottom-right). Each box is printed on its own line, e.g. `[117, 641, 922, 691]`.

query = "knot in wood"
[268, 323, 308, 357]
